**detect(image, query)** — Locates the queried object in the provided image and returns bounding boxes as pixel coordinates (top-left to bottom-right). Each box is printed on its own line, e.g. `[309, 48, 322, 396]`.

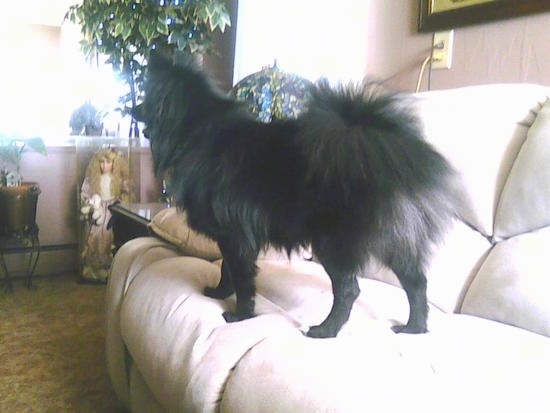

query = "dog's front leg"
[215, 239, 258, 323]
[204, 260, 235, 299]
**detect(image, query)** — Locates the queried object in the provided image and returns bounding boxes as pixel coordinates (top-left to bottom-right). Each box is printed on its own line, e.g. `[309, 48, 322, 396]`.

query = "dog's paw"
[204, 285, 234, 299]
[222, 311, 255, 323]
[304, 325, 338, 339]
[222, 311, 241, 323]
[391, 324, 428, 334]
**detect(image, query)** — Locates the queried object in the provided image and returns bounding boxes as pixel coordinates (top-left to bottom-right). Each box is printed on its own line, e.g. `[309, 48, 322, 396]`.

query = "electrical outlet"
[432, 30, 454, 70]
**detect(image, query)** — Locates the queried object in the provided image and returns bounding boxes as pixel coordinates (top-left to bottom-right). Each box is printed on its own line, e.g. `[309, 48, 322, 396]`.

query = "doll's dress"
[81, 174, 117, 282]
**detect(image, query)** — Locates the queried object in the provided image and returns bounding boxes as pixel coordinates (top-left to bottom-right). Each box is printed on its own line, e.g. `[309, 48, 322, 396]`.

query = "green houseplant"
[0, 135, 47, 235]
[66, 0, 231, 136]
[69, 101, 104, 136]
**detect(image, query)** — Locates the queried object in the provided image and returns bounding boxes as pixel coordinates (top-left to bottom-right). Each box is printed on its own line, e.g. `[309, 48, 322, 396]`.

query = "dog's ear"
[147, 50, 172, 73]
[132, 104, 150, 139]
[173, 52, 200, 70]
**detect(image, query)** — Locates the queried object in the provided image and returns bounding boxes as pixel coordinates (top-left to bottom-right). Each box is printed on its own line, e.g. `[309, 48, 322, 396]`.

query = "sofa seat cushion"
[117, 251, 550, 412]
[118, 256, 439, 412]
[222, 314, 550, 413]
[461, 226, 550, 337]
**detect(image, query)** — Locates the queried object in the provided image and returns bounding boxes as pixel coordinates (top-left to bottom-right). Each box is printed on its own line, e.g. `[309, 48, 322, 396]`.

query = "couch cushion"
[461, 226, 550, 337]
[120, 256, 238, 413]
[494, 98, 550, 239]
[416, 84, 550, 237]
[114, 241, 550, 413]
[148, 207, 222, 261]
[148, 206, 311, 263]
[253, 260, 432, 331]
[221, 314, 550, 413]
[118, 256, 442, 412]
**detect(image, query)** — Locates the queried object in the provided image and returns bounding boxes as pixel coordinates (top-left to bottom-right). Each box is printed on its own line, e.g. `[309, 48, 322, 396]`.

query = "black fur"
[135, 53, 456, 338]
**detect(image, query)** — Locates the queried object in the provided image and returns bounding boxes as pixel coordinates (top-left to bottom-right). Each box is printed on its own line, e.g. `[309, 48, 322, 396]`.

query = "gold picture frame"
[419, 0, 550, 32]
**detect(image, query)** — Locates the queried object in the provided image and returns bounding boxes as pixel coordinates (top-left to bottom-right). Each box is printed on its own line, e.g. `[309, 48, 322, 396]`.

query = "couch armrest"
[106, 237, 180, 408]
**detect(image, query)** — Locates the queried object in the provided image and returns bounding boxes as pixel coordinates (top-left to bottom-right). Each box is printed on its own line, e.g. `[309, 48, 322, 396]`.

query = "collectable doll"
[80, 148, 133, 282]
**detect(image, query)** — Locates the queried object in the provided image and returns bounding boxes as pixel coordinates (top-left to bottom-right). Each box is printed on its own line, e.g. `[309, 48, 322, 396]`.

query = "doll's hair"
[85, 148, 133, 202]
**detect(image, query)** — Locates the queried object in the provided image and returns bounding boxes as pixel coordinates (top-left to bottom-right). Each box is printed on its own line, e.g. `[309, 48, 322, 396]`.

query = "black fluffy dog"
[135, 54, 456, 338]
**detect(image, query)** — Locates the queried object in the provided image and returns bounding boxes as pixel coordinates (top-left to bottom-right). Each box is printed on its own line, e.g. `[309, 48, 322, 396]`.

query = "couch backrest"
[492, 98, 550, 239]
[416, 84, 550, 239]
[415, 84, 550, 337]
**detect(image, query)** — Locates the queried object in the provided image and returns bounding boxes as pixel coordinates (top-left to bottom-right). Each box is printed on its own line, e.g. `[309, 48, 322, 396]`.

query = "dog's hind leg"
[204, 259, 235, 299]
[306, 272, 359, 338]
[385, 257, 428, 334]
[306, 239, 361, 338]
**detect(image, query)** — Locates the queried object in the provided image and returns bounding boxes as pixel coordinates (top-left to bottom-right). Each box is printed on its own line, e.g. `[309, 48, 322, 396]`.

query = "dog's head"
[133, 52, 199, 135]
[135, 52, 234, 176]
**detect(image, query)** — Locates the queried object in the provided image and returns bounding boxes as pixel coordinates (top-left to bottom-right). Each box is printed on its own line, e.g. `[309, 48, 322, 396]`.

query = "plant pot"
[0, 182, 41, 235]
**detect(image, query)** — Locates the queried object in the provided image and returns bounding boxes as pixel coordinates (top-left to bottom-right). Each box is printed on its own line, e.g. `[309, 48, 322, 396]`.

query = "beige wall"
[365, 2, 550, 92]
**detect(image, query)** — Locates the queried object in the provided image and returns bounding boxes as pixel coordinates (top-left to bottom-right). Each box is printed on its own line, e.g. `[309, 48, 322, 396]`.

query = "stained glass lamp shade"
[230, 62, 313, 123]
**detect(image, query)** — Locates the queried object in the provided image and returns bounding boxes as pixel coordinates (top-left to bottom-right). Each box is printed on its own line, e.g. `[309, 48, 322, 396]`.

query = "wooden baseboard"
[1, 243, 78, 278]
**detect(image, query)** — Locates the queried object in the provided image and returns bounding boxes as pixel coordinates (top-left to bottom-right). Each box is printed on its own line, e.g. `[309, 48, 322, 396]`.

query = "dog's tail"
[300, 80, 457, 249]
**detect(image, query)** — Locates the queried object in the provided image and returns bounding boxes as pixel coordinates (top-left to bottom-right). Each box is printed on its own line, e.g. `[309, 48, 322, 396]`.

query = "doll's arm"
[90, 194, 105, 225]
[81, 195, 104, 225]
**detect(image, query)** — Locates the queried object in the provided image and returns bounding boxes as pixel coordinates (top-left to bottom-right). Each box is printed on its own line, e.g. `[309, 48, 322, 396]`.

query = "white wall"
[0, 21, 124, 143]
[0, 0, 75, 27]
[365, 2, 550, 92]
[233, 0, 370, 85]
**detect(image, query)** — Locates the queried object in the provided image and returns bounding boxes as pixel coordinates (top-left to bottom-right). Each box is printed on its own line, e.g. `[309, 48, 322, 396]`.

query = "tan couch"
[106, 84, 550, 412]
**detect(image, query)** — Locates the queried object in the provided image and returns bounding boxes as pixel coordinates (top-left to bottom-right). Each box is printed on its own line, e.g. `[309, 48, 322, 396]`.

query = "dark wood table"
[0, 224, 40, 291]
[108, 202, 169, 252]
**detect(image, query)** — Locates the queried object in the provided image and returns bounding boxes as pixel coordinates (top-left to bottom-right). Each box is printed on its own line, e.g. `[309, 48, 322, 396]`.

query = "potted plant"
[69, 101, 104, 136]
[65, 0, 231, 137]
[0, 134, 47, 236]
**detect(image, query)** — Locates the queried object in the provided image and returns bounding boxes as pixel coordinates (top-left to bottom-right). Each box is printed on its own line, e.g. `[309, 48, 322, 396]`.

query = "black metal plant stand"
[0, 224, 40, 292]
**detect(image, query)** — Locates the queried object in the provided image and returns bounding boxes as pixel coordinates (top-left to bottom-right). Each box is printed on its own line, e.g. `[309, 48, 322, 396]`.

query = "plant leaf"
[66, 0, 231, 113]
[23, 138, 47, 156]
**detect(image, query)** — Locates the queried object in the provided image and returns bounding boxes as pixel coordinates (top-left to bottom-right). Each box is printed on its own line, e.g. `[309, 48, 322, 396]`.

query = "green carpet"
[0, 275, 127, 412]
